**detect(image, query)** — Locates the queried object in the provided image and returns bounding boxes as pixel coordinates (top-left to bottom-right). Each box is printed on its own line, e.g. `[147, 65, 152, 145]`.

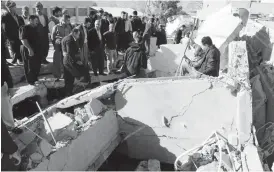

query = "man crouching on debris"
[121, 31, 147, 78]
[62, 28, 91, 96]
[198, 36, 220, 77]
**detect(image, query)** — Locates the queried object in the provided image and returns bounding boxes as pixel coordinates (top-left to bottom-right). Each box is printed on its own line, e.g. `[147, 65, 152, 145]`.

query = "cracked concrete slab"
[115, 77, 238, 163]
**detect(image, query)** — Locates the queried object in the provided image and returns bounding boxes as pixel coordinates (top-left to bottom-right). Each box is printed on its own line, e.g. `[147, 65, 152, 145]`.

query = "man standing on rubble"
[19, 15, 42, 85]
[197, 36, 220, 77]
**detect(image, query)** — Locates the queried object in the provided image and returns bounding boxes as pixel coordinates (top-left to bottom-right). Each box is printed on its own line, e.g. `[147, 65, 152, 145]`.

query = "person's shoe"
[11, 127, 23, 134]
[42, 60, 50, 64]
[99, 73, 107, 76]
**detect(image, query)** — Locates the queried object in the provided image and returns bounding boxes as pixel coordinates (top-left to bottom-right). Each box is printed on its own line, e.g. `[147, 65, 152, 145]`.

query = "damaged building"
[3, 1, 274, 171]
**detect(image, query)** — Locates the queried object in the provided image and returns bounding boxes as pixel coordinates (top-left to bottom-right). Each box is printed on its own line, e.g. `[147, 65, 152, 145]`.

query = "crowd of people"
[1, 1, 169, 96]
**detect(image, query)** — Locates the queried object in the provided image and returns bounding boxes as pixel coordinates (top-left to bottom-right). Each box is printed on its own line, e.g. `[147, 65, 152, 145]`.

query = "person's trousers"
[63, 59, 91, 96]
[20, 46, 42, 84]
[80, 43, 90, 69]
[41, 38, 49, 61]
[1, 82, 15, 128]
[9, 39, 22, 62]
[52, 44, 64, 78]
[143, 34, 150, 55]
[105, 48, 118, 73]
[90, 47, 105, 74]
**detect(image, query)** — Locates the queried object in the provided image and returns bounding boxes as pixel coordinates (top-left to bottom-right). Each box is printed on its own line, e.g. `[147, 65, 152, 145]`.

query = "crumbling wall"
[115, 77, 239, 164]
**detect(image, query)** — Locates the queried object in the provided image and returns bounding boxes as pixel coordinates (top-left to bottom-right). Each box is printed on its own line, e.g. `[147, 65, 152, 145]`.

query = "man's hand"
[76, 61, 83, 65]
[28, 48, 34, 56]
[9, 151, 21, 166]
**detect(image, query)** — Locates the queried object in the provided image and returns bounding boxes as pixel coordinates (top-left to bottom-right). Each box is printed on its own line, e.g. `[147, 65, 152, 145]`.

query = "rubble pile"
[14, 97, 115, 171]
[175, 133, 242, 172]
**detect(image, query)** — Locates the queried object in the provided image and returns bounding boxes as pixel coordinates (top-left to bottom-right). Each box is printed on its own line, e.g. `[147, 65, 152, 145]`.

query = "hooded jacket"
[122, 42, 147, 76]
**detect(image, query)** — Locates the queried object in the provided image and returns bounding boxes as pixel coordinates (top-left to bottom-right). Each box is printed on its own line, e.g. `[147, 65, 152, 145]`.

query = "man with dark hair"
[35, 2, 50, 64]
[2, 0, 24, 64]
[48, 6, 62, 35]
[77, 17, 92, 70]
[107, 13, 114, 24]
[131, 10, 142, 33]
[156, 24, 167, 48]
[19, 15, 41, 85]
[141, 16, 146, 35]
[142, 17, 156, 55]
[100, 12, 109, 36]
[89, 10, 97, 29]
[62, 28, 91, 96]
[198, 36, 220, 77]
[174, 25, 186, 44]
[98, 8, 104, 20]
[122, 31, 147, 78]
[115, 11, 126, 52]
[88, 20, 106, 76]
[51, 14, 73, 79]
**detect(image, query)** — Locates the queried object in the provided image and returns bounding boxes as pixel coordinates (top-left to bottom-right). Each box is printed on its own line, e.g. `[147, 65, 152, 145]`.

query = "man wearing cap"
[19, 6, 30, 25]
[48, 6, 62, 35]
[2, 0, 24, 64]
[35, 1, 50, 64]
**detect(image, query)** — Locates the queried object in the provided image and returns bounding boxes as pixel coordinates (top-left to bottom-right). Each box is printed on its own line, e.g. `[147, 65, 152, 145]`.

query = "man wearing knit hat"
[2, 0, 24, 64]
[35, 1, 50, 64]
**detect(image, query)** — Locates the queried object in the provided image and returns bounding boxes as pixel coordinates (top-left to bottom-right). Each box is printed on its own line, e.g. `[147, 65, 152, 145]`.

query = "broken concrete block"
[135, 161, 148, 171]
[148, 159, 161, 171]
[74, 106, 90, 123]
[18, 130, 37, 145]
[214, 152, 233, 171]
[228, 133, 239, 147]
[45, 112, 74, 135]
[30, 153, 43, 164]
[31, 159, 49, 171]
[196, 161, 219, 172]
[40, 140, 52, 157]
[48, 147, 68, 171]
[84, 98, 106, 117]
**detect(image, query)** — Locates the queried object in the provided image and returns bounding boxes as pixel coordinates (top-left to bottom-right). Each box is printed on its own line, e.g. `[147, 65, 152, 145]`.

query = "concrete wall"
[115, 77, 239, 164]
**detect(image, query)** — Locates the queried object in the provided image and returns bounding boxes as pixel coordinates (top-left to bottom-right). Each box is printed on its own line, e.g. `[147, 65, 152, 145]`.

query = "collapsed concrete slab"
[115, 77, 240, 164]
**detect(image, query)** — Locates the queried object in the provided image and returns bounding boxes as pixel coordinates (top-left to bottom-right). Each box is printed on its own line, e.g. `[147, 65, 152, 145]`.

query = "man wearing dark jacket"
[131, 11, 142, 33]
[156, 24, 167, 48]
[174, 25, 186, 44]
[115, 11, 126, 52]
[62, 28, 91, 96]
[197, 36, 220, 77]
[2, 0, 24, 64]
[1, 119, 21, 171]
[88, 10, 97, 29]
[35, 2, 50, 64]
[100, 12, 109, 35]
[88, 20, 106, 76]
[122, 31, 147, 77]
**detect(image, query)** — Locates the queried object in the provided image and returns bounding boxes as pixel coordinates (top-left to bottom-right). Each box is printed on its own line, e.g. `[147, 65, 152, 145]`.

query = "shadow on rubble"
[99, 117, 175, 171]
[149, 45, 179, 74]
[241, 26, 273, 72]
